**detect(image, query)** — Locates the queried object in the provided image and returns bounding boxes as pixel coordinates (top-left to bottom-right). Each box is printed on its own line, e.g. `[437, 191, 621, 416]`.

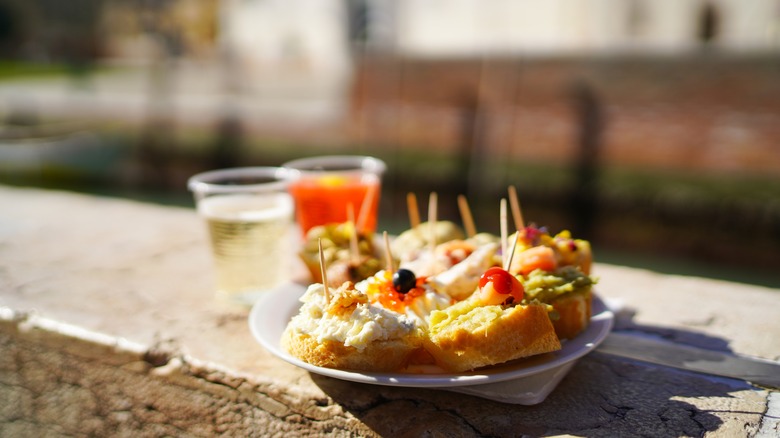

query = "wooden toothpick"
[504, 232, 519, 271]
[347, 203, 360, 266]
[318, 238, 330, 304]
[383, 231, 394, 274]
[508, 185, 525, 230]
[428, 192, 438, 255]
[500, 198, 508, 268]
[458, 194, 477, 238]
[406, 192, 420, 229]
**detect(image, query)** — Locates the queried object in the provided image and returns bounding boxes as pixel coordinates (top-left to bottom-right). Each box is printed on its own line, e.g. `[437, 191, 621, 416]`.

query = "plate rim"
[249, 282, 614, 388]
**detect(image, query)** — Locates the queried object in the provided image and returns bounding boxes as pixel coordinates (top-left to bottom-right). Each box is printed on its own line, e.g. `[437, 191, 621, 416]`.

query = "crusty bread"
[550, 292, 592, 340]
[282, 282, 422, 372]
[283, 273, 569, 373]
[520, 266, 595, 340]
[282, 329, 420, 372]
[423, 300, 561, 373]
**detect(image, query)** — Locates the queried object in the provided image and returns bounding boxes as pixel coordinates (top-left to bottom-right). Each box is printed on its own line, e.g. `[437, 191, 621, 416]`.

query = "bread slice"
[423, 299, 561, 373]
[550, 292, 592, 340]
[521, 266, 595, 340]
[282, 330, 420, 372]
[282, 282, 422, 372]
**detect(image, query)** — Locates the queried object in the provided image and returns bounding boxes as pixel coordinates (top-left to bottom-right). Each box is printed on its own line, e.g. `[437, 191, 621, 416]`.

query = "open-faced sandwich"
[298, 222, 382, 287]
[281, 189, 598, 373]
[423, 266, 561, 373]
[508, 225, 596, 339]
[281, 281, 423, 372]
[282, 267, 562, 373]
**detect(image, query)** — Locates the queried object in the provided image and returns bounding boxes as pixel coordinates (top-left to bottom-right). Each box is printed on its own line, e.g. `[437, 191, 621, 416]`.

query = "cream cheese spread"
[287, 283, 417, 351]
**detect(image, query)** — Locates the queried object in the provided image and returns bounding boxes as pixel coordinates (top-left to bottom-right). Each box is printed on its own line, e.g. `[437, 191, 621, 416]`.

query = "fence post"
[568, 80, 602, 240]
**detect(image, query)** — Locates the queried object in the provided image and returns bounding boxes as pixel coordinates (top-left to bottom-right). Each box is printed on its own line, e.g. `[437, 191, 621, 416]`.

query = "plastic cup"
[283, 155, 386, 236]
[188, 167, 295, 306]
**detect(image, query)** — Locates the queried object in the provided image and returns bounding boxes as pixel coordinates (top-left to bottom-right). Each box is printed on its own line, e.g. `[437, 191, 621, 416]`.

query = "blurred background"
[1, 0, 778, 287]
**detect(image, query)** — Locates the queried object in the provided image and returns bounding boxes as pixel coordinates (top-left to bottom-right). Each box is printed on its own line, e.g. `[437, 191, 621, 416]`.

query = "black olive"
[392, 269, 417, 294]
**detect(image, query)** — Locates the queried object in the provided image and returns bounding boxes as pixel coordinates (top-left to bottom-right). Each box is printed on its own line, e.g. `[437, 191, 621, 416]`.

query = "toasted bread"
[550, 292, 592, 340]
[282, 330, 421, 372]
[423, 299, 561, 373]
[521, 266, 595, 339]
[282, 282, 421, 372]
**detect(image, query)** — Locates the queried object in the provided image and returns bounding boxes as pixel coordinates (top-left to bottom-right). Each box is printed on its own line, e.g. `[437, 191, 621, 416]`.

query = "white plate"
[249, 282, 614, 404]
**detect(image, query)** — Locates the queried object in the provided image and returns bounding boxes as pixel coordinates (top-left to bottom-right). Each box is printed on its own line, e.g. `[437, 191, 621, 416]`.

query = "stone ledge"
[1, 185, 777, 436]
[0, 306, 376, 437]
[1, 305, 771, 437]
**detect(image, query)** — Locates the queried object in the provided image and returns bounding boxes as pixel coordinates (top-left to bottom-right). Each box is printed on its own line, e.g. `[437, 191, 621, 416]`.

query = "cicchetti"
[283, 192, 597, 373]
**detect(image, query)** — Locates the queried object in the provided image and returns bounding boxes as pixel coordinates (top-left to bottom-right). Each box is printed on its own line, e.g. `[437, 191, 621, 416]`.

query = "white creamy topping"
[288, 284, 417, 351]
[403, 288, 452, 327]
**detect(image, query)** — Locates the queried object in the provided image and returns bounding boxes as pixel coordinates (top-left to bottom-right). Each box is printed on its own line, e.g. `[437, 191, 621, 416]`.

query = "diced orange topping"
[510, 246, 558, 275]
[365, 272, 428, 313]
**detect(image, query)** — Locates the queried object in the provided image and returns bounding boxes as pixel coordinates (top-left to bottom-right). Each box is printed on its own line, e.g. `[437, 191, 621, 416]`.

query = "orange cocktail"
[283, 156, 386, 235]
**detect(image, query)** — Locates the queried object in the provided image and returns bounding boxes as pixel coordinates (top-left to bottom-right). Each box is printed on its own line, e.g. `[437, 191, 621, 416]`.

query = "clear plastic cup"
[188, 167, 295, 306]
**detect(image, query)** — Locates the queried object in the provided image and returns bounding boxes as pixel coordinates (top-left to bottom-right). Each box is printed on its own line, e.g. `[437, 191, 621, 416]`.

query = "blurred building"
[218, 0, 780, 62]
[2, 0, 778, 67]
[362, 0, 780, 55]
[3, 0, 774, 176]
[211, 0, 780, 101]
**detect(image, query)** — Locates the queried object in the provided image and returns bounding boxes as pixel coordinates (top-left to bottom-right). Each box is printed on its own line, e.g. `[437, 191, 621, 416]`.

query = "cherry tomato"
[478, 267, 524, 305]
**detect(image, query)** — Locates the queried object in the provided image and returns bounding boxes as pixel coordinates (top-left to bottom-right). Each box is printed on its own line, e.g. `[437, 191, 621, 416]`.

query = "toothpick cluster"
[318, 184, 527, 302]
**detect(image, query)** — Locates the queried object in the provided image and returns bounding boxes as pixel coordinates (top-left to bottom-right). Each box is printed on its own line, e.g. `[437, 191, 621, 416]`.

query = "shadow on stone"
[306, 311, 764, 437]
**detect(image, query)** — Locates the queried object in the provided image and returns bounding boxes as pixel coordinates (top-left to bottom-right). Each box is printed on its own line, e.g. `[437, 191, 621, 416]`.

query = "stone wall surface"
[1, 185, 778, 436]
[0, 313, 375, 437]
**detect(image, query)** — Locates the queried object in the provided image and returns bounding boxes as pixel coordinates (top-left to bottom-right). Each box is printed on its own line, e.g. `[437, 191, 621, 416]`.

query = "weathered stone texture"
[1, 313, 376, 437]
[0, 305, 775, 437]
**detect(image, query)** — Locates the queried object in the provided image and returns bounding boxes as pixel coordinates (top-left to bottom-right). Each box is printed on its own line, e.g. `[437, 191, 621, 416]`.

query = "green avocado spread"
[520, 266, 597, 304]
